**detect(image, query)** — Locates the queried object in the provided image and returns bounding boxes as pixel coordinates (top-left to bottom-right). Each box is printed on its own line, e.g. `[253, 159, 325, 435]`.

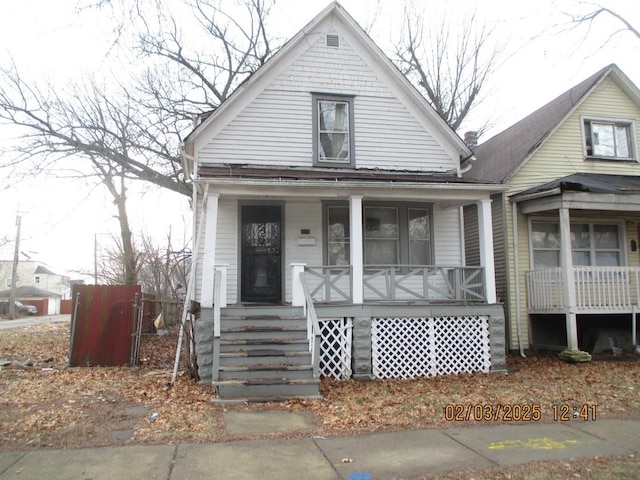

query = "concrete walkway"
[0, 418, 638, 479]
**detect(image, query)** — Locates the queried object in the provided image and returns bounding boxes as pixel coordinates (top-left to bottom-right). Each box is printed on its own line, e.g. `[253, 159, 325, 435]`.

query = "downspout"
[512, 202, 526, 357]
[459, 207, 466, 265]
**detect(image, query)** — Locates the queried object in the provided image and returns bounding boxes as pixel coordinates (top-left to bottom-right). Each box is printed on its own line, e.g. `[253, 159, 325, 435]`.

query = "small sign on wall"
[297, 236, 316, 246]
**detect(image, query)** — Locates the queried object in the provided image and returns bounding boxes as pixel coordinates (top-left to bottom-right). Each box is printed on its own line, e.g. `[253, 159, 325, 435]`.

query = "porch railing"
[302, 264, 486, 303]
[304, 266, 352, 303]
[526, 267, 640, 311]
[363, 265, 486, 302]
[299, 272, 321, 378]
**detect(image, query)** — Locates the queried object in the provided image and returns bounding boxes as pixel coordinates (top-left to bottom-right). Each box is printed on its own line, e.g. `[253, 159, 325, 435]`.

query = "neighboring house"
[465, 64, 640, 356]
[0, 285, 62, 315]
[182, 3, 506, 401]
[0, 260, 72, 300]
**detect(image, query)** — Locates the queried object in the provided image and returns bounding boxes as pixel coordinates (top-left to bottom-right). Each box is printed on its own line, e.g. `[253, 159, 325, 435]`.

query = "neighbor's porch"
[526, 266, 639, 350]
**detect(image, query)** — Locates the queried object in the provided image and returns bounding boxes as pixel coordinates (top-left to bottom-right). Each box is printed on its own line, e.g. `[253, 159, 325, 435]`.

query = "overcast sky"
[0, 0, 638, 280]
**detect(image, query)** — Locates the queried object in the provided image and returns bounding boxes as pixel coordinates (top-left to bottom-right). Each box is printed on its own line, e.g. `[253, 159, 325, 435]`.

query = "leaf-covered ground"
[1, 321, 639, 478]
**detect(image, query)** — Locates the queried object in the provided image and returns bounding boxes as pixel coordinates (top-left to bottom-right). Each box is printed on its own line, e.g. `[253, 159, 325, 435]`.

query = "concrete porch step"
[213, 378, 321, 399]
[220, 338, 309, 353]
[218, 364, 314, 380]
[219, 350, 312, 367]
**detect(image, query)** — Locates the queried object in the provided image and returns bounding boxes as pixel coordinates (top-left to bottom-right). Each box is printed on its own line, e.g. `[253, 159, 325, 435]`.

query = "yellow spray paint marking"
[489, 437, 580, 451]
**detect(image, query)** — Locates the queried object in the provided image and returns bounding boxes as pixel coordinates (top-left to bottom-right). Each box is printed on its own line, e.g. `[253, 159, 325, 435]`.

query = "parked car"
[0, 300, 38, 316]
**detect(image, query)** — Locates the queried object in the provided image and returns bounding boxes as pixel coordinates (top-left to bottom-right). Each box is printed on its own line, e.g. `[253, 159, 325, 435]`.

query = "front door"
[240, 205, 282, 303]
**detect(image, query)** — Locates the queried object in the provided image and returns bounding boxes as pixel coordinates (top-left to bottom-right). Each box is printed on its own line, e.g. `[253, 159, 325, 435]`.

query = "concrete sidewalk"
[1, 418, 638, 480]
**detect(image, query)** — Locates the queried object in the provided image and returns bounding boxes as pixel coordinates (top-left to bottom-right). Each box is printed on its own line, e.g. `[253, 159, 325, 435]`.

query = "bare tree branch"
[394, 5, 500, 133]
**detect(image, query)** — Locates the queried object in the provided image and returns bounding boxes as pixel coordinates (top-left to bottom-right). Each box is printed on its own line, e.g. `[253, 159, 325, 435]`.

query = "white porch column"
[201, 192, 220, 308]
[559, 207, 579, 351]
[477, 199, 497, 304]
[350, 195, 364, 304]
[291, 263, 306, 307]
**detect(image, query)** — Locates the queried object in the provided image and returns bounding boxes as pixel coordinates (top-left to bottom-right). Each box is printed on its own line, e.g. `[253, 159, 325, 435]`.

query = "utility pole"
[8, 215, 21, 320]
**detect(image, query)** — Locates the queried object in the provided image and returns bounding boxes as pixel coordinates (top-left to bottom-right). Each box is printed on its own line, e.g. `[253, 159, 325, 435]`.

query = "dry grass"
[1, 320, 639, 478]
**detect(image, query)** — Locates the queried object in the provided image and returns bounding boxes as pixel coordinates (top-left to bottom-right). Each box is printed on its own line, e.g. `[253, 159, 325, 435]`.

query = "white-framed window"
[583, 118, 636, 161]
[531, 220, 623, 268]
[34, 275, 41, 284]
[5, 278, 12, 288]
[313, 94, 355, 167]
[325, 203, 433, 266]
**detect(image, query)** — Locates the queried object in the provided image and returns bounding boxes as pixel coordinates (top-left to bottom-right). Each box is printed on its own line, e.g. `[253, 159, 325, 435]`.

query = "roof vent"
[326, 34, 340, 47]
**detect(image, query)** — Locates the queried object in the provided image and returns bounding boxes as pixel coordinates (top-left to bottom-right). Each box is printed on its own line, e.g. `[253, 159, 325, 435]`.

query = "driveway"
[0, 314, 71, 330]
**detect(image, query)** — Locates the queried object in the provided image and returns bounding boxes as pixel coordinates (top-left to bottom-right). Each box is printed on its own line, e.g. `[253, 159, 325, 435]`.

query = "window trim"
[312, 93, 355, 168]
[581, 116, 637, 162]
[528, 218, 626, 269]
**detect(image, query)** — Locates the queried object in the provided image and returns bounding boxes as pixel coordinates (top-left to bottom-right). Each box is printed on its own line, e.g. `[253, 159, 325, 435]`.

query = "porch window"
[313, 94, 354, 167]
[325, 203, 432, 266]
[328, 206, 350, 265]
[531, 221, 622, 267]
[408, 208, 431, 265]
[364, 207, 399, 264]
[583, 119, 634, 160]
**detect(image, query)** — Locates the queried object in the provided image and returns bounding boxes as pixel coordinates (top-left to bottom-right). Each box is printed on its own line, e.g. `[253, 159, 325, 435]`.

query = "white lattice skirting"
[319, 318, 353, 380]
[372, 316, 491, 379]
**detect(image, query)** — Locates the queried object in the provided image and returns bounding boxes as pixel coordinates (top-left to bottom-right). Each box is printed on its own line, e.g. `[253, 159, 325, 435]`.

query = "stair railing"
[212, 269, 222, 382]
[300, 272, 321, 378]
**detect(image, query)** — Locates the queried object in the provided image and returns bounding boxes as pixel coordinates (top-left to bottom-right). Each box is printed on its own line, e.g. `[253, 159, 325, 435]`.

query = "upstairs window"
[313, 94, 354, 167]
[583, 119, 635, 160]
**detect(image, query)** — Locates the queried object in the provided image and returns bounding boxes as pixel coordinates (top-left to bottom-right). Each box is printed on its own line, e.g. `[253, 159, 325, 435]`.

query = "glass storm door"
[240, 205, 282, 303]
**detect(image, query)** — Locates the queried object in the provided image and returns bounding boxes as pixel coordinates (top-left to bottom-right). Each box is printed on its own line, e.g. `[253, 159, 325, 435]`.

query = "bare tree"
[97, 232, 189, 298]
[394, 5, 501, 133]
[0, 0, 275, 283]
[565, 2, 640, 45]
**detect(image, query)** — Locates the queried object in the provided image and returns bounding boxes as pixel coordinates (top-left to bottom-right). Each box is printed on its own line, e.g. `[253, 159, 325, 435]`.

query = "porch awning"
[514, 173, 640, 198]
[511, 173, 640, 213]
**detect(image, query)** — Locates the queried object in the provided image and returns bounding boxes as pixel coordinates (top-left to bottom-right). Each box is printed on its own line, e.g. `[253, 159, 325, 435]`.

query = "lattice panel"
[432, 316, 491, 375]
[372, 317, 434, 379]
[372, 316, 490, 379]
[319, 318, 353, 379]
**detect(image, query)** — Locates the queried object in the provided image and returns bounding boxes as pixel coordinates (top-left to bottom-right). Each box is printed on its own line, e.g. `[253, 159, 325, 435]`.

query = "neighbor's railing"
[526, 266, 640, 311]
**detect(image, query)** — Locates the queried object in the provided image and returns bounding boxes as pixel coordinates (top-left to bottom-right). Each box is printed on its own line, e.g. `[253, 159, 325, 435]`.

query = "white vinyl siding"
[197, 30, 456, 172]
[432, 205, 462, 266]
[284, 200, 324, 301]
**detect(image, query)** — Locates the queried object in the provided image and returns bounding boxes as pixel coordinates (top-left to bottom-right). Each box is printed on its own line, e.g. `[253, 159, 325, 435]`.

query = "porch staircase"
[212, 306, 322, 402]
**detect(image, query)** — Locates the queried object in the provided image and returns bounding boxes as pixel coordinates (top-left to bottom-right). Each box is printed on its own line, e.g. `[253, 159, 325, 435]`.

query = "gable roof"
[34, 265, 56, 275]
[184, 1, 471, 159]
[466, 64, 640, 183]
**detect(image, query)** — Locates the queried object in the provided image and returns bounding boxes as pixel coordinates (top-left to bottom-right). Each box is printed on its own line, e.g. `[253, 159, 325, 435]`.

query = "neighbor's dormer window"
[583, 118, 635, 160]
[313, 94, 355, 167]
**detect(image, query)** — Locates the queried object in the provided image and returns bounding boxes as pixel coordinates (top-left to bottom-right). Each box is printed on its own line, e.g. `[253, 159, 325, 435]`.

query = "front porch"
[193, 264, 506, 400]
